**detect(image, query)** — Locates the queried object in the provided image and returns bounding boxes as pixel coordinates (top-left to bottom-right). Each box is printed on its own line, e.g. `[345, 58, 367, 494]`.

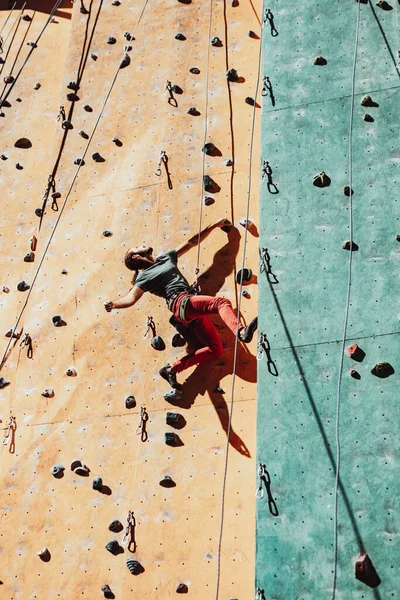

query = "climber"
[104, 218, 258, 389]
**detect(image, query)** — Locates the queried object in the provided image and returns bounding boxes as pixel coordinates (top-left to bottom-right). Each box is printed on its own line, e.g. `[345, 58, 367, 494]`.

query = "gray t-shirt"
[135, 250, 190, 299]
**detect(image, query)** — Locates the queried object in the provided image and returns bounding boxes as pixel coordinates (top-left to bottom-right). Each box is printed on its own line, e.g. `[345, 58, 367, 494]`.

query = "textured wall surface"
[257, 1, 399, 599]
[0, 0, 261, 598]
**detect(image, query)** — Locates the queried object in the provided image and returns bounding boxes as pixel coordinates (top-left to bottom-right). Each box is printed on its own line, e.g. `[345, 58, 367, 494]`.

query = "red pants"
[170, 294, 241, 373]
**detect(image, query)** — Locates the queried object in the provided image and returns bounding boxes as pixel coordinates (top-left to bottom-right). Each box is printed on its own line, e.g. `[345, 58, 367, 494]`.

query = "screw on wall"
[123, 510, 137, 553]
[136, 406, 149, 442]
[155, 150, 173, 189]
[263, 8, 278, 36]
[255, 463, 279, 516]
[261, 76, 275, 106]
[261, 160, 279, 194]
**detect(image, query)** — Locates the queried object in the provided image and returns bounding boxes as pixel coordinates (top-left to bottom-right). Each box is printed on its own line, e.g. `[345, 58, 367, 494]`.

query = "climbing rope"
[0, 0, 62, 110]
[0, 3, 26, 79]
[331, 2, 361, 598]
[194, 0, 213, 284]
[0, 0, 150, 370]
[0, 2, 17, 38]
[214, 18, 263, 600]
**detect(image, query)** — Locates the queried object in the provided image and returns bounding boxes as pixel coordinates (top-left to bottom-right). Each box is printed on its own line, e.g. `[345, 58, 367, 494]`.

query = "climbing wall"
[257, 1, 399, 599]
[0, 0, 262, 598]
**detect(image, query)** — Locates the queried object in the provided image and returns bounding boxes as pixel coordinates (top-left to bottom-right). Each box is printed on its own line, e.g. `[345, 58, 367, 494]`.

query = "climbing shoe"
[159, 364, 182, 390]
[238, 317, 258, 343]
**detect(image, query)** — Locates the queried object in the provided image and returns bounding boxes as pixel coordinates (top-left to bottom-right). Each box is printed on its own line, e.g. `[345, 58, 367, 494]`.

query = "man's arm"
[104, 286, 144, 312]
[176, 218, 232, 258]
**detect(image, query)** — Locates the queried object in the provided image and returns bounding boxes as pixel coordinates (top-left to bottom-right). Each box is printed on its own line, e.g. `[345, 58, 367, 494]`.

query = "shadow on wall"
[0, 0, 72, 20]
[169, 227, 257, 459]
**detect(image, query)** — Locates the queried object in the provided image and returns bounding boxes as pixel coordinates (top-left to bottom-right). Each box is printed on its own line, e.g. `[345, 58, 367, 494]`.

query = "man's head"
[124, 246, 155, 271]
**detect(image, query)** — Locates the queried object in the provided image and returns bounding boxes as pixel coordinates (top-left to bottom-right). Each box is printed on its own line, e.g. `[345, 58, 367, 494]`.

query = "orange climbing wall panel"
[0, 1, 261, 598]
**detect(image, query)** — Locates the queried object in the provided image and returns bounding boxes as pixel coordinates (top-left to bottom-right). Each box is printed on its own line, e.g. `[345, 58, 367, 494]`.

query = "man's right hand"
[104, 301, 114, 312]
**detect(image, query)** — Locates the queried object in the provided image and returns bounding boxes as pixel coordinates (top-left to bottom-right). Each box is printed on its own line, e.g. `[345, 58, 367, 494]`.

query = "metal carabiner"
[255, 463, 266, 498]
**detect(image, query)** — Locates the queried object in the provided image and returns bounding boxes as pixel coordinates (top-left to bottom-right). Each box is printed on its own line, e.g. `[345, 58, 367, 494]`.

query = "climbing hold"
[124, 32, 133, 41]
[24, 252, 34, 263]
[203, 175, 216, 192]
[37, 547, 50, 561]
[225, 158, 233, 167]
[112, 0, 121, 5]
[248, 30, 257, 38]
[84, 104, 93, 112]
[363, 113, 374, 122]
[171, 84, 183, 94]
[66, 367, 77, 377]
[314, 56, 327, 66]
[159, 475, 176, 488]
[172, 333, 186, 347]
[80, 2, 89, 13]
[42, 388, 55, 398]
[103, 230, 112, 237]
[61, 269, 68, 275]
[91, 53, 97, 60]
[202, 142, 217, 155]
[74, 158, 85, 165]
[0, 154, 7, 160]
[245, 96, 255, 106]
[27, 41, 37, 48]
[35, 208, 43, 217]
[22, 14, 32, 21]
[189, 67, 200, 74]
[211, 36, 222, 47]
[17, 281, 30, 292]
[16, 98, 21, 102]
[92, 152, 104, 162]
[52, 315, 65, 327]
[176, 583, 188, 593]
[120, 53, 130, 69]
[92, 477, 103, 490]
[62, 120, 73, 130]
[376, 0, 392, 9]
[67, 93, 79, 101]
[312, 171, 331, 188]
[175, 33, 186, 40]
[343, 185, 354, 196]
[15, 162, 23, 170]
[108, 520, 123, 533]
[67, 81, 79, 90]
[165, 432, 181, 446]
[51, 464, 64, 477]
[204, 196, 215, 206]
[101, 584, 115, 599]
[33, 82, 41, 90]
[242, 289, 250, 298]
[151, 335, 166, 351]
[346, 344, 364, 360]
[371, 362, 394, 378]
[355, 553, 381, 587]
[107, 37, 116, 44]
[125, 395, 136, 409]
[3, 76, 14, 84]
[15, 132, 31, 143]
[112, 137, 122, 146]
[5, 329, 20, 339]
[105, 540, 120, 555]
[342, 240, 358, 251]
[0, 377, 11, 389]
[178, 0, 192, 3]
[126, 558, 143, 575]
[187, 107, 200, 116]
[360, 95, 375, 107]
[350, 369, 361, 380]
[31, 236, 37, 250]
[236, 268, 253, 284]
[166, 412, 183, 427]
[78, 130, 89, 139]
[396, 235, 400, 242]
[164, 388, 183, 402]
[74, 463, 90, 476]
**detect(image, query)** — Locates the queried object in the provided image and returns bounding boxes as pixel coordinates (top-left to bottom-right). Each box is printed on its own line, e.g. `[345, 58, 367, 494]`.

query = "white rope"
[331, 1, 361, 597]
[214, 20, 263, 600]
[0, 2, 17, 37]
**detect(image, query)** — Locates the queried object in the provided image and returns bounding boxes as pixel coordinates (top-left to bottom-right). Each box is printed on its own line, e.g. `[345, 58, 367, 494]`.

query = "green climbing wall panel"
[257, 1, 399, 598]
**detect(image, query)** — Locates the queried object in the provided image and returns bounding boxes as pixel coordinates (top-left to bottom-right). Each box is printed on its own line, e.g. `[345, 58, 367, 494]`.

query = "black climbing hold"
[112, 0, 121, 5]
[51, 464, 64, 478]
[165, 432, 181, 446]
[171, 84, 183, 94]
[355, 553, 381, 588]
[363, 113, 374, 122]
[103, 230, 112, 237]
[1, 100, 11, 108]
[92, 476, 103, 490]
[78, 130, 89, 139]
[125, 395, 136, 409]
[176, 583, 188, 593]
[175, 33, 186, 40]
[22, 14, 32, 21]
[376, 0, 392, 10]
[166, 412, 183, 427]
[189, 67, 200, 74]
[0, 377, 11, 389]
[37, 547, 51, 561]
[105, 540, 120, 555]
[350, 369, 361, 380]
[225, 158, 233, 167]
[84, 104, 93, 112]
[80, 3, 89, 13]
[91, 53, 97, 60]
[107, 37, 116, 44]
[15, 162, 23, 170]
[202, 142, 216, 155]
[5, 329, 20, 339]
[172, 333, 186, 347]
[151, 335, 166, 351]
[3, 75, 14, 84]
[126, 558, 143, 575]
[396, 235, 400, 243]
[313, 171, 331, 188]
[371, 362, 394, 378]
[108, 520, 123, 533]
[178, 0, 192, 3]
[52, 315, 65, 327]
[342, 240, 358, 251]
[62, 120, 73, 130]
[62, 269, 68, 274]
[360, 95, 378, 107]
[187, 107, 200, 116]
[33, 82, 41, 90]
[211, 36, 222, 47]
[67, 92, 79, 102]
[14, 138, 32, 149]
[42, 388, 54, 398]
[343, 186, 354, 196]
[66, 367, 77, 377]
[35, 208, 43, 217]
[159, 475, 176, 488]
[67, 81, 79, 90]
[0, 154, 7, 160]
[203, 175, 219, 193]
[92, 152, 104, 162]
[204, 196, 215, 206]
[120, 53, 130, 69]
[17, 281, 30, 292]
[74, 158, 85, 165]
[101, 584, 115, 599]
[245, 96, 255, 106]
[101, 585, 115, 599]
[314, 56, 327, 66]
[248, 30, 257, 38]
[163, 388, 183, 402]
[236, 267, 252, 284]
[24, 252, 34, 262]
[124, 32, 133, 41]
[112, 137, 122, 146]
